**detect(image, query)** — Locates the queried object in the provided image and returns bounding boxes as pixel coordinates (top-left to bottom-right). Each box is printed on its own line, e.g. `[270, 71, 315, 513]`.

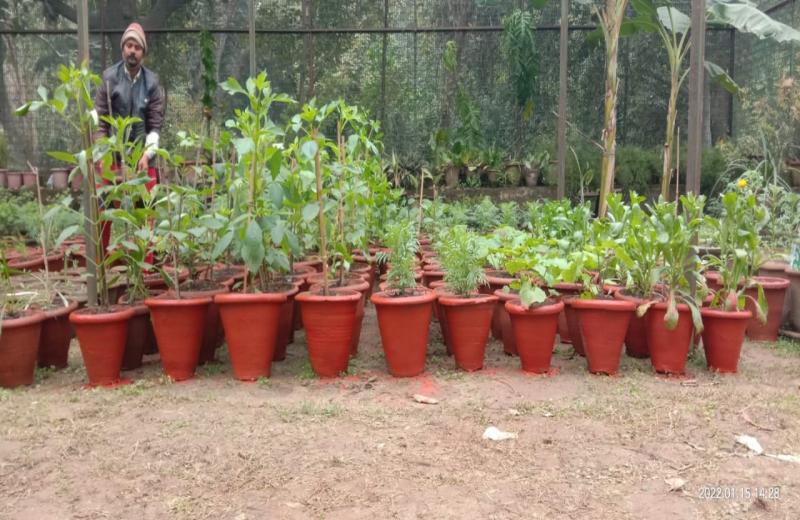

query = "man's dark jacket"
[94, 61, 164, 143]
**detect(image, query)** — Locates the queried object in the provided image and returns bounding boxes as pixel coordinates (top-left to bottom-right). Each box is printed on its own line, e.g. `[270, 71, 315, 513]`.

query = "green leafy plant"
[379, 220, 419, 295]
[436, 225, 487, 297]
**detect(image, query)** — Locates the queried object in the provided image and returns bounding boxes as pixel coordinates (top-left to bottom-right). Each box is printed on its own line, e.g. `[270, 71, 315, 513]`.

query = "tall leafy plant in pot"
[17, 64, 135, 387]
[639, 194, 706, 375]
[371, 220, 436, 377]
[292, 100, 362, 378]
[701, 190, 768, 373]
[210, 73, 296, 381]
[437, 225, 498, 371]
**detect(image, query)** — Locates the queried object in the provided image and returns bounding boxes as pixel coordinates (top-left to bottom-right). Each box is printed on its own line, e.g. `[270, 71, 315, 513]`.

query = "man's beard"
[125, 55, 139, 69]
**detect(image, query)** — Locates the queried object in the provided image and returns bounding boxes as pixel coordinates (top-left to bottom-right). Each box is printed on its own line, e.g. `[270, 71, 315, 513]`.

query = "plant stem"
[313, 128, 329, 296]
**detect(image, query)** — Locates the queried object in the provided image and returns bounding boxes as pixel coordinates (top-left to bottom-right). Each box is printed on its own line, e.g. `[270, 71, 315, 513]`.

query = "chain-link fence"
[0, 0, 777, 179]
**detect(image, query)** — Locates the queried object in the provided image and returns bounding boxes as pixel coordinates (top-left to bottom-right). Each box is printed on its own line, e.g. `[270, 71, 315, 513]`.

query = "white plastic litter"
[665, 477, 687, 492]
[482, 426, 518, 441]
[736, 434, 764, 455]
[412, 394, 439, 405]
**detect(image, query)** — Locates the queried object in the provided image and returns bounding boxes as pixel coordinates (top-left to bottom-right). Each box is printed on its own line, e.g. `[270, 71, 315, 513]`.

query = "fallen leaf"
[412, 394, 439, 405]
[665, 477, 686, 492]
[482, 426, 518, 441]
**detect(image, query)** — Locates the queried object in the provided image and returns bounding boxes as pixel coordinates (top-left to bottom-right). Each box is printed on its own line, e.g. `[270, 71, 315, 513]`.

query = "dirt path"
[2, 306, 800, 520]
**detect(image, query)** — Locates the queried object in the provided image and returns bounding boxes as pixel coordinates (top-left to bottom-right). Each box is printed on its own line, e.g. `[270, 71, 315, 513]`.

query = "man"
[95, 22, 164, 183]
[94, 22, 164, 256]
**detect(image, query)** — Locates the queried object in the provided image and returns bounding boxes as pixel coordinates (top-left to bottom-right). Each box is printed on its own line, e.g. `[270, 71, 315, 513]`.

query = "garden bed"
[1, 304, 799, 519]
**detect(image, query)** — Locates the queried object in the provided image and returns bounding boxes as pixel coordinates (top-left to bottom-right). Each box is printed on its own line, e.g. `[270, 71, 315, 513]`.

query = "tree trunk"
[597, 0, 629, 218]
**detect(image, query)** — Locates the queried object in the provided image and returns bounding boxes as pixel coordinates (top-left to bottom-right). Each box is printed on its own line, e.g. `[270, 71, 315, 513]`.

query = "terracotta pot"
[371, 289, 436, 377]
[645, 301, 694, 375]
[506, 299, 564, 373]
[8, 251, 64, 273]
[70, 306, 135, 386]
[786, 269, 800, 332]
[571, 298, 635, 375]
[274, 284, 300, 361]
[614, 290, 649, 358]
[296, 289, 361, 377]
[21, 171, 37, 188]
[117, 293, 160, 371]
[701, 308, 751, 373]
[144, 267, 189, 291]
[145, 295, 212, 381]
[37, 300, 80, 369]
[493, 289, 519, 355]
[0, 169, 6, 188]
[0, 310, 45, 388]
[438, 293, 498, 371]
[422, 268, 445, 288]
[551, 282, 583, 343]
[50, 168, 70, 190]
[291, 272, 311, 332]
[430, 281, 453, 355]
[563, 297, 585, 356]
[745, 276, 790, 342]
[182, 283, 229, 365]
[309, 276, 369, 356]
[758, 260, 789, 279]
[6, 171, 22, 191]
[704, 271, 723, 293]
[215, 291, 286, 380]
[70, 171, 83, 191]
[485, 270, 515, 340]
[295, 258, 323, 273]
[351, 261, 375, 299]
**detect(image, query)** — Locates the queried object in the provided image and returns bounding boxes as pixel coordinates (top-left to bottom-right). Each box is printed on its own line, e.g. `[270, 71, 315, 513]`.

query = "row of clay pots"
[0, 168, 78, 191]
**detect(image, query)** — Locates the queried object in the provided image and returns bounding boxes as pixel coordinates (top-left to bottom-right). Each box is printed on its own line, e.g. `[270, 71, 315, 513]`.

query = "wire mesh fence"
[0, 0, 789, 177]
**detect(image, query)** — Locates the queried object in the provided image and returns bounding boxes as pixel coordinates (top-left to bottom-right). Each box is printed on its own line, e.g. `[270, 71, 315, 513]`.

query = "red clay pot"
[422, 268, 445, 288]
[50, 167, 70, 190]
[70, 306, 135, 386]
[551, 282, 583, 344]
[296, 289, 361, 377]
[215, 291, 286, 380]
[6, 171, 22, 191]
[310, 276, 369, 356]
[38, 300, 79, 369]
[563, 297, 585, 357]
[438, 293, 498, 371]
[571, 298, 635, 375]
[0, 310, 45, 388]
[116, 295, 156, 371]
[745, 276, 790, 342]
[645, 301, 694, 375]
[182, 283, 229, 365]
[788, 268, 800, 332]
[273, 283, 300, 361]
[431, 281, 453, 355]
[8, 251, 64, 273]
[614, 290, 649, 358]
[21, 171, 37, 187]
[506, 299, 564, 373]
[145, 295, 212, 381]
[701, 308, 751, 373]
[758, 260, 789, 279]
[494, 289, 520, 355]
[486, 270, 515, 340]
[704, 271, 723, 293]
[295, 258, 323, 273]
[371, 289, 436, 377]
[0, 169, 6, 188]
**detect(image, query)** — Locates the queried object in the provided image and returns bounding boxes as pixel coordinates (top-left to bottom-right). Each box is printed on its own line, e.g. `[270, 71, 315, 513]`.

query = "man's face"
[123, 40, 144, 70]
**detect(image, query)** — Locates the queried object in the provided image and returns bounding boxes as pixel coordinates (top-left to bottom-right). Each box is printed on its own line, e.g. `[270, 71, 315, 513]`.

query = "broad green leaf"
[54, 225, 80, 247]
[241, 220, 265, 273]
[657, 6, 690, 34]
[299, 140, 318, 161]
[705, 61, 741, 96]
[270, 220, 285, 246]
[708, 0, 800, 43]
[211, 231, 234, 260]
[268, 182, 284, 209]
[302, 202, 319, 223]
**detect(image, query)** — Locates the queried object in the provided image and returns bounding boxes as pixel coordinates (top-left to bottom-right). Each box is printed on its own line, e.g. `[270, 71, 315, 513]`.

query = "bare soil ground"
[2, 306, 800, 520]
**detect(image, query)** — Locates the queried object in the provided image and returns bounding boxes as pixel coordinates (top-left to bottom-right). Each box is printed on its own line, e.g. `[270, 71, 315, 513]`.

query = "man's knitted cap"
[120, 22, 147, 54]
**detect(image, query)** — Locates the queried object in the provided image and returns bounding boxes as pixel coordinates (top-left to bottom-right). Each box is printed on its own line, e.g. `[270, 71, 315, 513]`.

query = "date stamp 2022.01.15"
[698, 485, 781, 501]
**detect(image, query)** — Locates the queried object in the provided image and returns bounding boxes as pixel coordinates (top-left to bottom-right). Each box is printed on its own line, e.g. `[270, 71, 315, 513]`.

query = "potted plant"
[293, 100, 362, 378]
[570, 204, 635, 375]
[521, 150, 549, 187]
[436, 225, 498, 371]
[701, 190, 768, 373]
[0, 254, 46, 388]
[638, 194, 706, 375]
[503, 250, 567, 373]
[212, 73, 297, 381]
[371, 220, 436, 377]
[17, 64, 135, 387]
